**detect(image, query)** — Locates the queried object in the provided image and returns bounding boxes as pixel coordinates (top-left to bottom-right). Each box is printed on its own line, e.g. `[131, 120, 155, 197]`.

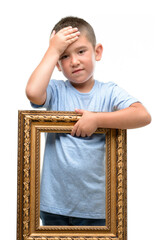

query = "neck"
[70, 79, 95, 93]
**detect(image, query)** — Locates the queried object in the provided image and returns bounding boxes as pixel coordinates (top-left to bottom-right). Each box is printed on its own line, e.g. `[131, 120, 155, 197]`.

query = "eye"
[78, 49, 86, 55]
[60, 55, 68, 60]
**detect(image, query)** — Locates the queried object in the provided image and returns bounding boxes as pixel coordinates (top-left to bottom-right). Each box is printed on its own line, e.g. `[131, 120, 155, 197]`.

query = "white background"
[0, 0, 168, 239]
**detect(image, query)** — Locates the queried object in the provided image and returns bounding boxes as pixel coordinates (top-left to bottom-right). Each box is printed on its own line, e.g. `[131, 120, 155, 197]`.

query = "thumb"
[75, 108, 85, 114]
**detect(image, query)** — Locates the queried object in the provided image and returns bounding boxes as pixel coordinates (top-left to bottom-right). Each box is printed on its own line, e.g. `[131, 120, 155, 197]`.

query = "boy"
[26, 16, 151, 226]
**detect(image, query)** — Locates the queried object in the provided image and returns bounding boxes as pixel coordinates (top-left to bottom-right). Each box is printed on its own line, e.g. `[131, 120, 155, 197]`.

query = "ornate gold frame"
[17, 111, 127, 240]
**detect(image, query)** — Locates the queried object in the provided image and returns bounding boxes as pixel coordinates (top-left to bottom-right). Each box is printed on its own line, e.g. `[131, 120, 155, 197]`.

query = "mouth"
[72, 69, 84, 74]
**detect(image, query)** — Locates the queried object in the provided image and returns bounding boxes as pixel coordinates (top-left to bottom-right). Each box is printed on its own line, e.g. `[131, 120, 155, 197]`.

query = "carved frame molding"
[17, 111, 127, 240]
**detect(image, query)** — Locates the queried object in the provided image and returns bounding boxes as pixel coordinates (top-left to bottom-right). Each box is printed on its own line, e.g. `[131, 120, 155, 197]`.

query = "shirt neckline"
[66, 80, 97, 95]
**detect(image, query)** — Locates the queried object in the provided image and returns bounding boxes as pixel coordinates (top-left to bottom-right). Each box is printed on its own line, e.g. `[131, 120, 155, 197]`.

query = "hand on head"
[49, 27, 80, 56]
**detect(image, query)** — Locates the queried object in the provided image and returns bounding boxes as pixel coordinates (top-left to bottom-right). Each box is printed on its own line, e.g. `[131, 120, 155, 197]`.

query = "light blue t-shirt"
[31, 79, 138, 219]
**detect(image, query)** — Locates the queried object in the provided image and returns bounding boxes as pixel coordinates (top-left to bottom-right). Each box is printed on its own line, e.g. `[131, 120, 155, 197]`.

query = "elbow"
[140, 110, 152, 127]
[144, 112, 152, 126]
[25, 84, 46, 105]
[130, 103, 151, 128]
[25, 84, 35, 101]
[25, 84, 39, 103]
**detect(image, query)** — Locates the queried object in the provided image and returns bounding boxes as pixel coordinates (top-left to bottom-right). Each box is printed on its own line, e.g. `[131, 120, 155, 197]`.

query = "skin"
[56, 33, 102, 93]
[26, 26, 151, 137]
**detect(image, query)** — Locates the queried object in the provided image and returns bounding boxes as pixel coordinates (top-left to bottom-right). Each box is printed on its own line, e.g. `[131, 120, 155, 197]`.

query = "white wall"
[0, 0, 167, 239]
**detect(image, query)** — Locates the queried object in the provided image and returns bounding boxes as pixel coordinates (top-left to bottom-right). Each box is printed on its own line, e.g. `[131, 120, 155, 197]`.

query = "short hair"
[51, 16, 96, 47]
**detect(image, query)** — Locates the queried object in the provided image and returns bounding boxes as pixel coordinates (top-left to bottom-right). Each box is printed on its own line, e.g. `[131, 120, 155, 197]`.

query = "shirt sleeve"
[109, 84, 139, 111]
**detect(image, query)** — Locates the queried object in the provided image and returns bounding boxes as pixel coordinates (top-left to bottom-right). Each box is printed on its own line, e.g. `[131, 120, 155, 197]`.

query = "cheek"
[87, 56, 96, 71]
[59, 62, 68, 73]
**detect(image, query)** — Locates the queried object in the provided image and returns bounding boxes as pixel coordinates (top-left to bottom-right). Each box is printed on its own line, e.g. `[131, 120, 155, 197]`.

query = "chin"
[71, 80, 86, 84]
[69, 76, 94, 84]
[69, 78, 88, 85]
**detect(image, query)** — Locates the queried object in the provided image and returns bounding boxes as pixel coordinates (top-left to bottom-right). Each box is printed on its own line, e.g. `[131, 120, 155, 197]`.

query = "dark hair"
[52, 16, 96, 47]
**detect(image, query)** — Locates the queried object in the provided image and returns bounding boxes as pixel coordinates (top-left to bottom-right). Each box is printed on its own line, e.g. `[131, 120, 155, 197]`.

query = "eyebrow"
[75, 46, 88, 51]
[59, 46, 88, 59]
[64, 46, 88, 55]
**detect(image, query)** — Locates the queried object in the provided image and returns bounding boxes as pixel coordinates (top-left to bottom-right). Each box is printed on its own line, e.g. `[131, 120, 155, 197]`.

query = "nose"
[70, 54, 80, 67]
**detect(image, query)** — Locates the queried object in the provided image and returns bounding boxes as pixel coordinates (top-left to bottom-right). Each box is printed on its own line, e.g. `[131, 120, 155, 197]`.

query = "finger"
[59, 26, 72, 33]
[66, 35, 80, 45]
[65, 31, 80, 40]
[59, 27, 77, 36]
[76, 128, 81, 137]
[81, 132, 86, 138]
[71, 122, 78, 136]
[75, 124, 84, 137]
[64, 27, 79, 35]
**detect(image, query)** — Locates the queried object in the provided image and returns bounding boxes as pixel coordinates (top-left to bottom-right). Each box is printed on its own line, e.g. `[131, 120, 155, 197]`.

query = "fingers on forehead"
[59, 26, 72, 32]
[60, 26, 79, 33]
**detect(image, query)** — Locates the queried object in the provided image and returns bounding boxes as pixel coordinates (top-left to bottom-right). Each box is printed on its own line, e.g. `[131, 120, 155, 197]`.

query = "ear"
[95, 43, 103, 61]
[56, 62, 62, 71]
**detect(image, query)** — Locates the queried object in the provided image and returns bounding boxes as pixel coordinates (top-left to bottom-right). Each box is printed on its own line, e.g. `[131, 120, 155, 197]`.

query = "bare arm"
[71, 102, 151, 137]
[96, 102, 151, 129]
[26, 27, 80, 105]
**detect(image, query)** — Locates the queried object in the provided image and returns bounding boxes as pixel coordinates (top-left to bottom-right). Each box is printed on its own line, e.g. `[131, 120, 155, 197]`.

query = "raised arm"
[25, 27, 80, 105]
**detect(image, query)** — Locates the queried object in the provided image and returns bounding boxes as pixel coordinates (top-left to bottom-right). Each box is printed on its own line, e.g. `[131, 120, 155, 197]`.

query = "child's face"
[57, 33, 103, 87]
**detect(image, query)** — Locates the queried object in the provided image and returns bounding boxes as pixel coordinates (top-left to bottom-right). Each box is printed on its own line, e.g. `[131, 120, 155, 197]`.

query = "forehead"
[65, 33, 94, 52]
